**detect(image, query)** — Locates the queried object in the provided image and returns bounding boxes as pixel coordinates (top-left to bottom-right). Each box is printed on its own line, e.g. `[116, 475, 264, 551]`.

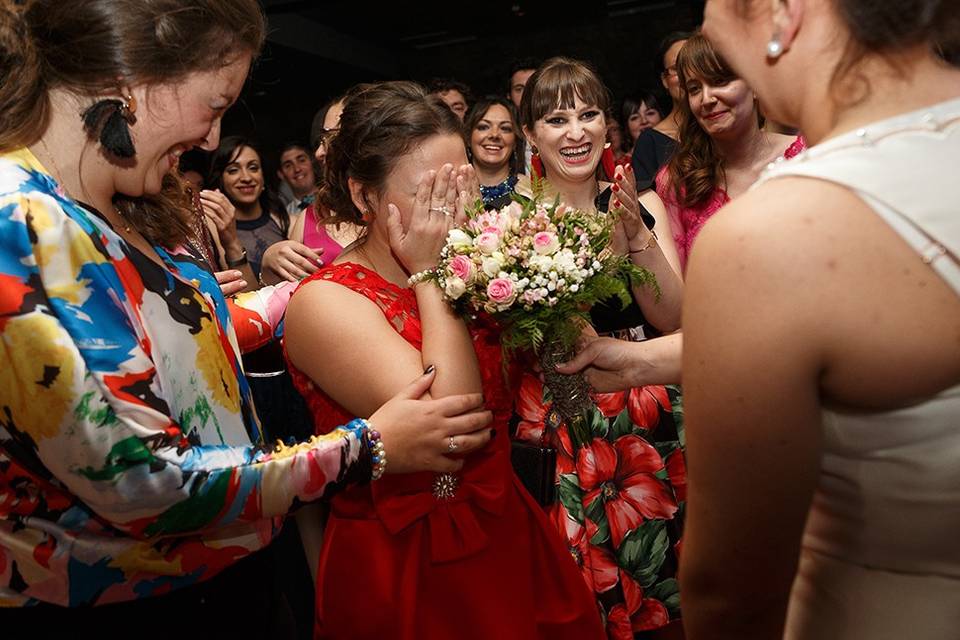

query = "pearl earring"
[766, 34, 784, 59]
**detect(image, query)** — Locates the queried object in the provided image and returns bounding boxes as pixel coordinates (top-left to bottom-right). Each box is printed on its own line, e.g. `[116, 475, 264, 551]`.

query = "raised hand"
[610, 164, 654, 254]
[261, 240, 324, 283]
[454, 163, 481, 224]
[386, 165, 457, 274]
[199, 189, 239, 247]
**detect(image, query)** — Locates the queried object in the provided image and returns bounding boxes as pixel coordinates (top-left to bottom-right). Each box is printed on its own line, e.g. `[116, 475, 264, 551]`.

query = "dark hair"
[518, 56, 611, 131]
[209, 135, 291, 237]
[657, 30, 694, 74]
[463, 95, 524, 176]
[0, 0, 264, 153]
[178, 147, 209, 183]
[321, 81, 463, 226]
[665, 33, 747, 209]
[279, 141, 311, 158]
[620, 90, 665, 148]
[506, 57, 540, 90]
[309, 91, 351, 150]
[427, 78, 473, 104]
[0, 0, 265, 248]
[830, 0, 960, 102]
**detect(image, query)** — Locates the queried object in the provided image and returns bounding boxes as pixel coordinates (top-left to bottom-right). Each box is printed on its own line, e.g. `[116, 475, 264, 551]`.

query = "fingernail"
[612, 184, 620, 192]
[424, 364, 435, 374]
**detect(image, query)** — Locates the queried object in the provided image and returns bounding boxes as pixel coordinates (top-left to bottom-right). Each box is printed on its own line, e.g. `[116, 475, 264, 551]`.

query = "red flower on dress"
[578, 435, 678, 546]
[514, 373, 547, 443]
[620, 570, 671, 632]
[593, 390, 627, 418]
[605, 604, 635, 640]
[665, 448, 687, 502]
[627, 385, 671, 430]
[553, 507, 619, 594]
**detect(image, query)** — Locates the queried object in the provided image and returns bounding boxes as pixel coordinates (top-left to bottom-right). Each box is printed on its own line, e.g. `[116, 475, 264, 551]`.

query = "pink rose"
[476, 231, 500, 255]
[487, 277, 516, 307]
[533, 231, 560, 255]
[448, 255, 476, 284]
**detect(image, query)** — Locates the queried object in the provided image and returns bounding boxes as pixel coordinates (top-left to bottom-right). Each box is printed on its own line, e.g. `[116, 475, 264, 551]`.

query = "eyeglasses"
[314, 127, 340, 149]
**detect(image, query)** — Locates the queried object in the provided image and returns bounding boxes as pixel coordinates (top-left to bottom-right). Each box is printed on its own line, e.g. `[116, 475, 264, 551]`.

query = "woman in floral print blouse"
[0, 1, 491, 635]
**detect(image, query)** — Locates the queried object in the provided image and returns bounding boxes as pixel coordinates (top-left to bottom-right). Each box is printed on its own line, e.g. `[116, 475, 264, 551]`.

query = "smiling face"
[369, 133, 468, 231]
[279, 146, 316, 198]
[220, 145, 264, 206]
[627, 101, 663, 141]
[686, 72, 756, 140]
[469, 104, 517, 177]
[118, 53, 250, 198]
[525, 94, 605, 185]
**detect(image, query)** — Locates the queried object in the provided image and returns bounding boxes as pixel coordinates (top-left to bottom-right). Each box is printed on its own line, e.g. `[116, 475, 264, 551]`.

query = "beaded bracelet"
[406, 269, 435, 288]
[346, 418, 387, 481]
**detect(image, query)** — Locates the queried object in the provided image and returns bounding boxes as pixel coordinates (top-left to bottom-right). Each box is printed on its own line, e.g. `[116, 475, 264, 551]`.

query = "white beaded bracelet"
[406, 269, 435, 288]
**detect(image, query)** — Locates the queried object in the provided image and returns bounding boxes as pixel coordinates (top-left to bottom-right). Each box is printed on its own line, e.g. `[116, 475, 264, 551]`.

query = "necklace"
[479, 174, 518, 205]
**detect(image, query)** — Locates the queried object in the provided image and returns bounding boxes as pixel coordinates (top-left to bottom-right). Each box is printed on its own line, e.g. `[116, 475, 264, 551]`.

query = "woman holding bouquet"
[283, 81, 603, 639]
[514, 57, 687, 639]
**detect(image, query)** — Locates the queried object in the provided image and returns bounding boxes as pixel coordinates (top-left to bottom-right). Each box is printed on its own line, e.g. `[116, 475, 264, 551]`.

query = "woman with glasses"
[630, 32, 692, 193]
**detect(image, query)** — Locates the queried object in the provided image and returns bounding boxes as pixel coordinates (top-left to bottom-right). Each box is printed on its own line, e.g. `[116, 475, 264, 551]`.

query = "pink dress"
[657, 136, 805, 271]
[301, 204, 346, 263]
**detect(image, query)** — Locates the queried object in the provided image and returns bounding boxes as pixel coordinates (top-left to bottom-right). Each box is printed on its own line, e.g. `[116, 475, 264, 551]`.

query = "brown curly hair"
[665, 34, 743, 209]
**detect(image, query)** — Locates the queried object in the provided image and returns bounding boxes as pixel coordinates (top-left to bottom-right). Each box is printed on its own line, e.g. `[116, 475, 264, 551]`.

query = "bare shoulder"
[690, 176, 960, 407]
[688, 177, 860, 297]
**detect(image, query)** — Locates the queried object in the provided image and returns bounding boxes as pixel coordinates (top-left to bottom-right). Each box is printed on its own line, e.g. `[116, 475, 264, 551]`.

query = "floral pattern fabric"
[515, 373, 686, 638]
[0, 148, 365, 607]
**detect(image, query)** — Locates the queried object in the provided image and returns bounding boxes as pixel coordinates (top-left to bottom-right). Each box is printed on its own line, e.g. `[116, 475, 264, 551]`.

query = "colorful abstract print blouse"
[0, 149, 360, 607]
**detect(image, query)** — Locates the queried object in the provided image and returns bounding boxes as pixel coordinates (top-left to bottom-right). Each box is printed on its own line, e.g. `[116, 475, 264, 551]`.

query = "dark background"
[222, 0, 705, 176]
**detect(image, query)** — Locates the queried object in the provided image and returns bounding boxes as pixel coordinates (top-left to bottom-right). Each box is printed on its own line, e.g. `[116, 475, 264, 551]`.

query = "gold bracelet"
[628, 233, 658, 254]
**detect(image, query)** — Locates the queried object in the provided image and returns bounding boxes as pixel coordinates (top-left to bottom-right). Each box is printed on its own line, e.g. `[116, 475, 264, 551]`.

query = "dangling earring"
[766, 32, 784, 59]
[81, 91, 138, 159]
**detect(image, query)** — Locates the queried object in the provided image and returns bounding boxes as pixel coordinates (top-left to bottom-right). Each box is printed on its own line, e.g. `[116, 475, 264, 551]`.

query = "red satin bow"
[372, 453, 508, 563]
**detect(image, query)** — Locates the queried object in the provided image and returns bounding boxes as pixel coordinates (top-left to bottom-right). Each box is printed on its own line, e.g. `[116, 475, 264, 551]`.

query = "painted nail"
[424, 364, 436, 374]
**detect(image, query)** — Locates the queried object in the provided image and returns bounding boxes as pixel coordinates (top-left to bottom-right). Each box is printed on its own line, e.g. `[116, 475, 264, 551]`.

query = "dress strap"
[756, 100, 960, 298]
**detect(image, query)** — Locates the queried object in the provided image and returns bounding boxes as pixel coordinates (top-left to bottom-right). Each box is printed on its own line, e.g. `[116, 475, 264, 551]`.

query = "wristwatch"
[226, 247, 248, 268]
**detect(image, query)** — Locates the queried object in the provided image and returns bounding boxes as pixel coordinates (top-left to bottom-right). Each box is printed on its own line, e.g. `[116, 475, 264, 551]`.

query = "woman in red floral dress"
[283, 81, 603, 640]
[515, 58, 687, 639]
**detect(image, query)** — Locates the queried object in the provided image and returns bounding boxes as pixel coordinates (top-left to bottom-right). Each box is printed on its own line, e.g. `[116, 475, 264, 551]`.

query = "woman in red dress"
[283, 81, 604, 639]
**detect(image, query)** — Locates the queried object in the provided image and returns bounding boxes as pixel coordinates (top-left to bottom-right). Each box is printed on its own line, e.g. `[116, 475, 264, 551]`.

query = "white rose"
[444, 276, 467, 299]
[482, 256, 503, 278]
[447, 228, 472, 248]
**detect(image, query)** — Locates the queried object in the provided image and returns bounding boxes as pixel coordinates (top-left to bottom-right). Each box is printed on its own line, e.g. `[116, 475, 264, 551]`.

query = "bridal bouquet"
[435, 180, 657, 449]
[436, 181, 656, 356]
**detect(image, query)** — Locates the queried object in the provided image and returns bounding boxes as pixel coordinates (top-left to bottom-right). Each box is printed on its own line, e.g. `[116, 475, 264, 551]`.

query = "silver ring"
[447, 436, 459, 452]
[430, 205, 453, 216]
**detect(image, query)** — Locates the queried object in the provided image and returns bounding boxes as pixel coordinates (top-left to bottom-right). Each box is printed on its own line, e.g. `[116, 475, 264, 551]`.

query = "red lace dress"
[285, 263, 604, 640]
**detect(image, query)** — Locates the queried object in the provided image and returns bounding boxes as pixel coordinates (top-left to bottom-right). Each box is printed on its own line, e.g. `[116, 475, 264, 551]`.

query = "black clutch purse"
[510, 441, 557, 506]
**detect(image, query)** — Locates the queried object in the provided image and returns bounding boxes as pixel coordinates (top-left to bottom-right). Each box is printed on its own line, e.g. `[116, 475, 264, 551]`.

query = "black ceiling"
[222, 0, 704, 171]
